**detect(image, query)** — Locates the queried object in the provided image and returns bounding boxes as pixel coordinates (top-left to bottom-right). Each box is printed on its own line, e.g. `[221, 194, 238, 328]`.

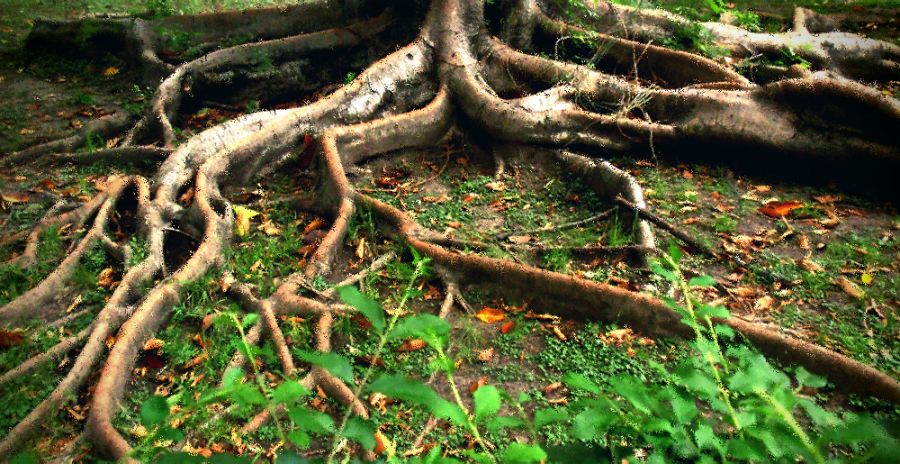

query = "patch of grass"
[711, 214, 738, 233]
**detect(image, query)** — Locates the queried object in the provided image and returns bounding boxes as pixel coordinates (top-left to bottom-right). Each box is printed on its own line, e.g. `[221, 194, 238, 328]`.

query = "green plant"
[556, 247, 898, 462]
[733, 10, 762, 32]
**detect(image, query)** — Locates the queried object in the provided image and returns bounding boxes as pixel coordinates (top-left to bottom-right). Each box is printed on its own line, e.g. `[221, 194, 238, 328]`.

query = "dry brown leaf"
[303, 217, 326, 234]
[422, 194, 450, 203]
[813, 195, 841, 204]
[423, 285, 441, 301]
[753, 295, 775, 312]
[369, 392, 390, 413]
[508, 235, 532, 244]
[798, 258, 823, 273]
[798, 235, 810, 250]
[1, 192, 29, 204]
[462, 193, 479, 203]
[729, 287, 756, 298]
[475, 307, 506, 324]
[143, 338, 165, 351]
[258, 219, 281, 236]
[543, 382, 563, 395]
[469, 377, 488, 394]
[183, 353, 208, 369]
[374, 430, 394, 456]
[97, 267, 116, 289]
[0, 329, 25, 348]
[485, 181, 506, 192]
[759, 201, 802, 218]
[396, 339, 427, 352]
[355, 237, 367, 259]
[476, 348, 495, 363]
[754, 185, 771, 193]
[836, 276, 864, 299]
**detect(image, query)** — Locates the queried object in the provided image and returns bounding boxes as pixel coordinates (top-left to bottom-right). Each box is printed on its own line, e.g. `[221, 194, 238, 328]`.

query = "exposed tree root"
[1, 0, 898, 460]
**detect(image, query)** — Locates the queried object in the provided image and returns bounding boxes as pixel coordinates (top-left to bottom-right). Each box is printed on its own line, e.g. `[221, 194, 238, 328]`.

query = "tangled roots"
[1, 0, 898, 460]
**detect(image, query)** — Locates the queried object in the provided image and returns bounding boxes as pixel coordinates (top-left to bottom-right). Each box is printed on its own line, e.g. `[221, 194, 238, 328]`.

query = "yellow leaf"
[102, 66, 119, 77]
[861, 273, 874, 285]
[475, 307, 505, 324]
[233, 206, 259, 237]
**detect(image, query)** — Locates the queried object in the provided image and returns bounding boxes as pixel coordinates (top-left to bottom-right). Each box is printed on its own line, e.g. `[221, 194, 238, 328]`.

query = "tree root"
[2, 0, 899, 460]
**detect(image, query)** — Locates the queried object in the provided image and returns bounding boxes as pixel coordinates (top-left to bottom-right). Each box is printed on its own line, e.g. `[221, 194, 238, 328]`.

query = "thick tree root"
[2, 0, 899, 460]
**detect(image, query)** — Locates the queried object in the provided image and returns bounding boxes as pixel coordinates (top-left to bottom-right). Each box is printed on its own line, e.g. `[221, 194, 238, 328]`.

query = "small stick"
[614, 195, 715, 256]
[498, 207, 616, 240]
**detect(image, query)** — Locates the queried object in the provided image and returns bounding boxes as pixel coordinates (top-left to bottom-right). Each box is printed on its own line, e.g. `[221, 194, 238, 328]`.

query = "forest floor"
[0, 0, 897, 462]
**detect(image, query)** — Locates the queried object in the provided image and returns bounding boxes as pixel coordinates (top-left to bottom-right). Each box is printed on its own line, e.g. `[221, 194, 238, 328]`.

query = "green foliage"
[553, 250, 898, 462]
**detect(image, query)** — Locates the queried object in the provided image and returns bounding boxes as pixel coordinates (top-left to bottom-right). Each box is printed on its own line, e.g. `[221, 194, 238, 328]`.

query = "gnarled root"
[2, 0, 898, 460]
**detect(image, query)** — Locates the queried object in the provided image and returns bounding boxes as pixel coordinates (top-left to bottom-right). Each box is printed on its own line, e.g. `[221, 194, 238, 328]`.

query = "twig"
[614, 195, 715, 256]
[498, 207, 616, 240]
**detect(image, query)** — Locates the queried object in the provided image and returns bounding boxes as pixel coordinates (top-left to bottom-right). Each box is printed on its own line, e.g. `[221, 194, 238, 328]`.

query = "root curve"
[2, 0, 898, 460]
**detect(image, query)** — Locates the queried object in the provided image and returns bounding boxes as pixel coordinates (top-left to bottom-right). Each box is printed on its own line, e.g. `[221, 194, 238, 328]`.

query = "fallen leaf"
[729, 287, 756, 298]
[374, 430, 394, 456]
[477, 348, 495, 363]
[798, 235, 810, 250]
[423, 194, 450, 203]
[233, 205, 259, 237]
[813, 195, 841, 204]
[201, 313, 218, 331]
[102, 66, 120, 77]
[396, 339, 427, 352]
[143, 338, 165, 351]
[462, 193, 479, 203]
[758, 201, 802, 218]
[355, 237, 366, 259]
[798, 258, 823, 273]
[543, 382, 564, 395]
[500, 321, 515, 334]
[303, 217, 325, 234]
[508, 235, 532, 244]
[423, 285, 441, 301]
[753, 295, 775, 312]
[475, 307, 505, 324]
[369, 392, 390, 413]
[0, 329, 25, 348]
[1, 192, 29, 204]
[447, 221, 461, 229]
[600, 328, 634, 345]
[485, 181, 506, 192]
[836, 276, 864, 299]
[861, 273, 874, 286]
[258, 219, 281, 236]
[753, 185, 772, 193]
[469, 377, 488, 394]
[183, 353, 208, 369]
[96, 267, 116, 289]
